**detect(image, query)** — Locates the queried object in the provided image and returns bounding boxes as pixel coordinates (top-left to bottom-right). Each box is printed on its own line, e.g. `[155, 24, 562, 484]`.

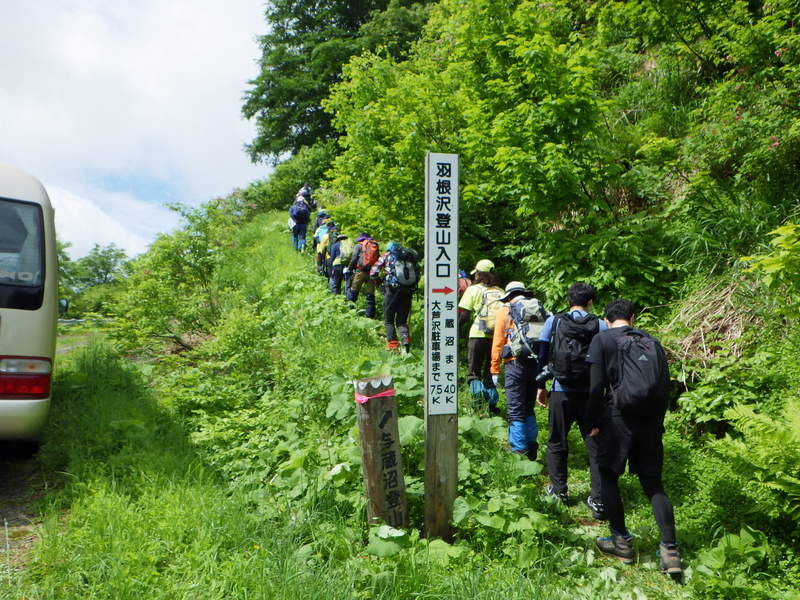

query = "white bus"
[0, 164, 58, 444]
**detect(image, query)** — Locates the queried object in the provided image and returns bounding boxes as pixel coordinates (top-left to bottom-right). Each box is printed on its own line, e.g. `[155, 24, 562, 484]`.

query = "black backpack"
[548, 312, 600, 387]
[611, 329, 669, 417]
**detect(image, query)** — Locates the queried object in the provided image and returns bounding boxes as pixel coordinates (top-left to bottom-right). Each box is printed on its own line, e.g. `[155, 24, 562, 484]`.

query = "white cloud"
[46, 185, 181, 259]
[0, 0, 269, 257]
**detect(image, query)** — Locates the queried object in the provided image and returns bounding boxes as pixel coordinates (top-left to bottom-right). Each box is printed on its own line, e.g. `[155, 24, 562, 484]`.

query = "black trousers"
[384, 287, 412, 343]
[329, 265, 343, 295]
[467, 337, 494, 390]
[601, 468, 676, 544]
[597, 411, 675, 543]
[546, 389, 602, 501]
[504, 358, 537, 422]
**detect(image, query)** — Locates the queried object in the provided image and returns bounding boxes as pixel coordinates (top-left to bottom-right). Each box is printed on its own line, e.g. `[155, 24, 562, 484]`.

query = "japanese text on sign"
[424, 153, 459, 416]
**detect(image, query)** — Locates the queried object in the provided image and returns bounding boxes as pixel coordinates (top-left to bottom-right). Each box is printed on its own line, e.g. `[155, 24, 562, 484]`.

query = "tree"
[56, 239, 78, 299]
[242, 0, 435, 163]
[74, 244, 128, 290]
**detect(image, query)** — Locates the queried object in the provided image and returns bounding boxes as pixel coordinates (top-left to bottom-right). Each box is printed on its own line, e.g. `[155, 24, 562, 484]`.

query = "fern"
[717, 400, 800, 524]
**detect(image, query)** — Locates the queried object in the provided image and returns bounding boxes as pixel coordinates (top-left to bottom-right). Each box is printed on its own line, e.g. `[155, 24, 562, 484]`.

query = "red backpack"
[357, 239, 380, 270]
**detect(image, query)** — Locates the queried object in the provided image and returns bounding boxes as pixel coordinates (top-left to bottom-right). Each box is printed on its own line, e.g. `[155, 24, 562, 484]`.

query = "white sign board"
[424, 153, 459, 416]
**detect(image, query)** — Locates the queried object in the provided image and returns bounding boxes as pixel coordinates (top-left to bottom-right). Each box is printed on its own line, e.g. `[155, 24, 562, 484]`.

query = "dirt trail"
[0, 446, 41, 574]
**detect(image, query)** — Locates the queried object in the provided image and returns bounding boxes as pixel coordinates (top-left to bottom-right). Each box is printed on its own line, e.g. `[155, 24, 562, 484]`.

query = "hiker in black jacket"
[586, 298, 681, 575]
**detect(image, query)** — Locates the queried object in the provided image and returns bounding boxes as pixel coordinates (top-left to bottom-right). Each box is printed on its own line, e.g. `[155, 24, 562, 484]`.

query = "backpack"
[386, 247, 419, 289]
[548, 312, 600, 386]
[315, 224, 329, 246]
[505, 297, 549, 359]
[611, 329, 669, 417]
[476, 286, 505, 334]
[337, 238, 354, 265]
[289, 201, 310, 224]
[357, 239, 380, 270]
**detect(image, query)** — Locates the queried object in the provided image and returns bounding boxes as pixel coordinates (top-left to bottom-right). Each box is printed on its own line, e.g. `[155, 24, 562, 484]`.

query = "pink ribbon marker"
[354, 387, 396, 405]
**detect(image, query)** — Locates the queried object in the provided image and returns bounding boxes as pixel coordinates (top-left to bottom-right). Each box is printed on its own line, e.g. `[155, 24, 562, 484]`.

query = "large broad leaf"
[365, 525, 409, 557]
[398, 415, 423, 445]
[426, 539, 468, 564]
[474, 512, 506, 530]
[512, 457, 543, 477]
[452, 496, 470, 524]
[458, 454, 471, 480]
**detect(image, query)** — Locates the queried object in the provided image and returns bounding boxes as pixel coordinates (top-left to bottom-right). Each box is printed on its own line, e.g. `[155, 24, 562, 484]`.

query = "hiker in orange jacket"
[491, 281, 548, 461]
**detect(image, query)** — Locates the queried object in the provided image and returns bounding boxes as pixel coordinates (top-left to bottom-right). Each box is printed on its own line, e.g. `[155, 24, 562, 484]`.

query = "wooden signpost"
[355, 375, 408, 528]
[423, 153, 459, 540]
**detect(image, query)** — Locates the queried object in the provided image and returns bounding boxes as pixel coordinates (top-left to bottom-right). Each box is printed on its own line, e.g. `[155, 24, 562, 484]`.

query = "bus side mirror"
[58, 298, 69, 316]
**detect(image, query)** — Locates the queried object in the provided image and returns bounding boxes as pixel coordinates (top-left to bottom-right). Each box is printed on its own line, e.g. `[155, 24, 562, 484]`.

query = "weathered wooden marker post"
[355, 375, 408, 528]
[423, 152, 459, 540]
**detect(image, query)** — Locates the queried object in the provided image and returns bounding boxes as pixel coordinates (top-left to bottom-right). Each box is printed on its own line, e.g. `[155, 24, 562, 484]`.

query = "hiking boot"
[401, 344, 410, 355]
[386, 340, 400, 351]
[658, 543, 682, 575]
[586, 495, 607, 520]
[525, 442, 538, 462]
[546, 485, 568, 504]
[596, 534, 635, 564]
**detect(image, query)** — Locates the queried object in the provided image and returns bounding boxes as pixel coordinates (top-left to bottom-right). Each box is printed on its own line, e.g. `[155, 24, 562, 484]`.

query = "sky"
[0, 0, 269, 258]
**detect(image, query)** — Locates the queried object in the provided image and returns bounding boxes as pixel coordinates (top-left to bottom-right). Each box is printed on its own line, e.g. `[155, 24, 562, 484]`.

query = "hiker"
[329, 233, 353, 295]
[318, 221, 337, 279]
[313, 217, 332, 276]
[490, 282, 549, 457]
[457, 270, 472, 298]
[348, 233, 380, 318]
[536, 282, 607, 517]
[371, 242, 419, 352]
[298, 183, 314, 210]
[313, 209, 329, 232]
[288, 197, 311, 251]
[586, 299, 681, 575]
[458, 259, 503, 413]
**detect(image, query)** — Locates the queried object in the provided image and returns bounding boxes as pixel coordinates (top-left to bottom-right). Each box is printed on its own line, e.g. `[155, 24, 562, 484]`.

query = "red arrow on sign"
[431, 286, 454, 295]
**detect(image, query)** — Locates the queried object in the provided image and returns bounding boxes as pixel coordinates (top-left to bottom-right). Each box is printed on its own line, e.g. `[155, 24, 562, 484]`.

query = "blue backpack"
[289, 201, 310, 224]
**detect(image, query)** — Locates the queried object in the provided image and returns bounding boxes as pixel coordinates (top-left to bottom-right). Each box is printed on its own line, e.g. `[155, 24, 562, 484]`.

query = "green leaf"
[452, 497, 470, 524]
[426, 539, 467, 564]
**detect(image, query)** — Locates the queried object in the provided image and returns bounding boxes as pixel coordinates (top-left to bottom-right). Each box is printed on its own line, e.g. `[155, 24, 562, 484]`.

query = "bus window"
[0, 199, 44, 287]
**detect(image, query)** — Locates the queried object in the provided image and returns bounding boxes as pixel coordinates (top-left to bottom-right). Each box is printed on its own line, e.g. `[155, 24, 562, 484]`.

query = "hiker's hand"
[589, 427, 600, 437]
[491, 374, 499, 387]
[536, 388, 549, 407]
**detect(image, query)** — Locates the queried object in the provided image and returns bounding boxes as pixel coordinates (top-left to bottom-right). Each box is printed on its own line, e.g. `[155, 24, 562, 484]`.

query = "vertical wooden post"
[424, 414, 457, 541]
[423, 152, 460, 540]
[355, 376, 408, 528]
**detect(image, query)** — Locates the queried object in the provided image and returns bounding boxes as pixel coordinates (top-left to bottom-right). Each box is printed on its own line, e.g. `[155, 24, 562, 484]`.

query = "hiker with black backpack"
[371, 242, 419, 352]
[329, 233, 354, 295]
[348, 233, 380, 319]
[490, 282, 550, 459]
[288, 197, 310, 252]
[458, 259, 503, 414]
[586, 299, 681, 575]
[536, 282, 607, 517]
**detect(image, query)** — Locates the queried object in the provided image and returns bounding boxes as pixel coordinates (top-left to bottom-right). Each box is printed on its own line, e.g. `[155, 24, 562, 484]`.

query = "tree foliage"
[318, 0, 800, 307]
[242, 0, 436, 162]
